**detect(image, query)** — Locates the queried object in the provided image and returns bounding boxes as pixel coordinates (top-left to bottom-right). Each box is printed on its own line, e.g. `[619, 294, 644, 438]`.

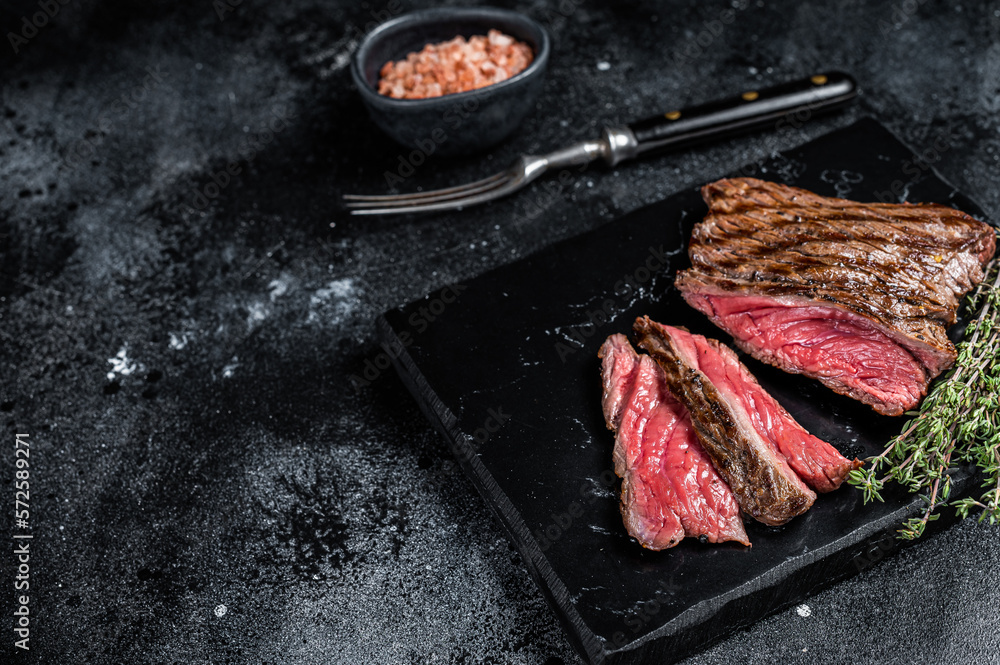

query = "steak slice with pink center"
[676, 177, 996, 416]
[680, 286, 931, 417]
[644, 318, 862, 493]
[635, 318, 825, 525]
[599, 334, 750, 549]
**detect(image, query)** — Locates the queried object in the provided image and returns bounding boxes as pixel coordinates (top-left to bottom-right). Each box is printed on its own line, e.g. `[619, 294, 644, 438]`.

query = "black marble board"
[377, 118, 986, 665]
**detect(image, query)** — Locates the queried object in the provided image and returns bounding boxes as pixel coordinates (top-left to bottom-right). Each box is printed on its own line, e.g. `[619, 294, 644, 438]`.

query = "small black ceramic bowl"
[351, 7, 550, 156]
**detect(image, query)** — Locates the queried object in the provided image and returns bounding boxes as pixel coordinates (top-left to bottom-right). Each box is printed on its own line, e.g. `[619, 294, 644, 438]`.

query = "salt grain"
[378, 30, 534, 99]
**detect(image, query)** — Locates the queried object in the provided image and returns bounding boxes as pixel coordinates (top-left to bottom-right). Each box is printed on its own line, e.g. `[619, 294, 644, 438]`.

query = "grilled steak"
[599, 334, 750, 549]
[635, 318, 819, 526]
[676, 177, 996, 416]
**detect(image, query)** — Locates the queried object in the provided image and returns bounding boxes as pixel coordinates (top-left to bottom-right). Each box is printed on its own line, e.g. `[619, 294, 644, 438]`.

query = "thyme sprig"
[847, 234, 1000, 540]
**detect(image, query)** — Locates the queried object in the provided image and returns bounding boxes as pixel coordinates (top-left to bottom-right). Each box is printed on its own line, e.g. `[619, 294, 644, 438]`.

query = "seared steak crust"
[635, 318, 817, 526]
[676, 177, 996, 415]
[599, 334, 750, 549]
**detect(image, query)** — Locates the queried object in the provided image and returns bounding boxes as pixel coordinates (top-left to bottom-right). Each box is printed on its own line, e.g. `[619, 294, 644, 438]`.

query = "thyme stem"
[848, 233, 1000, 538]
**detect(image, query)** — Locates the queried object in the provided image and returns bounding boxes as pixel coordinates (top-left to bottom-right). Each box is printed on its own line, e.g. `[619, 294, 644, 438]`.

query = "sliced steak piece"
[680, 286, 931, 416]
[599, 334, 750, 549]
[676, 177, 996, 416]
[641, 318, 861, 492]
[635, 318, 818, 525]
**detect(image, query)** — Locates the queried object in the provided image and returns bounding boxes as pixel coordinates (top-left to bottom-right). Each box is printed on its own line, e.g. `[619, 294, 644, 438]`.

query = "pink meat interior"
[685, 292, 929, 416]
[658, 322, 859, 493]
[602, 335, 749, 548]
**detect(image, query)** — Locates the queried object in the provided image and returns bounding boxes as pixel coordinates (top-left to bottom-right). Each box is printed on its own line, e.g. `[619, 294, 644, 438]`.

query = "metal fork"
[343, 72, 857, 216]
[344, 128, 637, 215]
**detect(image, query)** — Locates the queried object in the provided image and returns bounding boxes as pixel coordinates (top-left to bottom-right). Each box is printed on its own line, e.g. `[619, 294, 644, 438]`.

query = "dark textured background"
[1, 1, 999, 663]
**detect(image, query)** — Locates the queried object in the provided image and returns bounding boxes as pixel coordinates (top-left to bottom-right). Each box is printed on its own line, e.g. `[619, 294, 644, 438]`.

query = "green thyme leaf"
[848, 233, 1000, 540]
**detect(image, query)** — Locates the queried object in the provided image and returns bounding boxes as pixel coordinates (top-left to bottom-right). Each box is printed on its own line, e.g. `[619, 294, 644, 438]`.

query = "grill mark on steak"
[677, 178, 996, 416]
[691, 214, 979, 324]
[599, 334, 750, 549]
[634, 317, 818, 526]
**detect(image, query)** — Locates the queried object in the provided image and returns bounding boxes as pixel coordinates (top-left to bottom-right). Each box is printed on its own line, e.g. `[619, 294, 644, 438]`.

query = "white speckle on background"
[222, 357, 239, 379]
[268, 273, 293, 301]
[169, 332, 189, 350]
[246, 300, 268, 329]
[304, 36, 359, 78]
[796, 604, 812, 617]
[107, 346, 138, 380]
[596, 61, 611, 71]
[214, 604, 227, 617]
[312, 278, 354, 301]
[328, 47, 355, 74]
[308, 278, 357, 324]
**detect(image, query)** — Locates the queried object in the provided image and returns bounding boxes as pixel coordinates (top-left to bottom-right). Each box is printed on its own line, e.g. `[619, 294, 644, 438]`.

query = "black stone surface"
[378, 119, 987, 665]
[1, 1, 999, 664]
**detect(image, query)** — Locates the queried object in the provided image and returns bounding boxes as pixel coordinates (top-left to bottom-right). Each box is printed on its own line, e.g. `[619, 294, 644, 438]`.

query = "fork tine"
[344, 172, 515, 210]
[347, 175, 528, 215]
[342, 171, 508, 204]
